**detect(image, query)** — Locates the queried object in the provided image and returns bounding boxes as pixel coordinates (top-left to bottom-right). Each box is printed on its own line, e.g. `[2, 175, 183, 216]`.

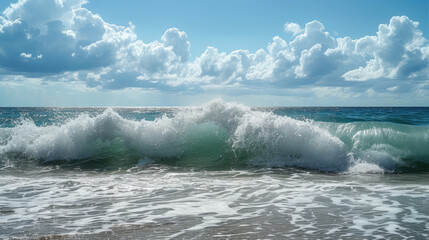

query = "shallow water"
[2, 168, 429, 239]
[1, 100, 428, 239]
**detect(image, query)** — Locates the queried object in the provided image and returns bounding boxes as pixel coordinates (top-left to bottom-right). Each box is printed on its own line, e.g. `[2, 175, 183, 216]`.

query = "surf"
[0, 99, 428, 173]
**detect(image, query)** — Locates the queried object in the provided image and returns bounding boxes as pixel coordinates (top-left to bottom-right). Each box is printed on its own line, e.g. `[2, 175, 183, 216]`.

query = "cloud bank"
[0, 0, 428, 102]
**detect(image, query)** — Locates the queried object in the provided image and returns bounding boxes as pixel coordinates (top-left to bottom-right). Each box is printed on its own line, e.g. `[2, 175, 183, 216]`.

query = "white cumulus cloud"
[343, 16, 428, 81]
[284, 22, 302, 36]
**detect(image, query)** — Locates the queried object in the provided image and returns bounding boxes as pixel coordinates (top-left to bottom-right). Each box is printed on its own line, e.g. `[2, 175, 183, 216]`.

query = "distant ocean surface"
[1, 99, 429, 239]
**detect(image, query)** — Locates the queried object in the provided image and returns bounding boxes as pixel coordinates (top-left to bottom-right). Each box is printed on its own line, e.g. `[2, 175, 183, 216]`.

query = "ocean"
[1, 99, 428, 239]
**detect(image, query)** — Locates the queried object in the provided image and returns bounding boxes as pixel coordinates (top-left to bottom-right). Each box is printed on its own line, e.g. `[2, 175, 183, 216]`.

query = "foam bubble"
[347, 162, 385, 174]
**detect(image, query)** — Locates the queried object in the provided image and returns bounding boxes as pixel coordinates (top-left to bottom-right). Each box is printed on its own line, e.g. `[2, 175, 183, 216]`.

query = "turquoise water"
[0, 100, 428, 239]
[1, 103, 428, 172]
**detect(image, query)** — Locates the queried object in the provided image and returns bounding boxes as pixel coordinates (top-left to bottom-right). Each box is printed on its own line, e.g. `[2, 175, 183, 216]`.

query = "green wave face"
[317, 121, 429, 172]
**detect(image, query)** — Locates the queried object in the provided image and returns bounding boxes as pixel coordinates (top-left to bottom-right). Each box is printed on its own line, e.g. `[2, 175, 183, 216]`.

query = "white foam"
[2, 170, 429, 239]
[0, 108, 186, 161]
[347, 162, 385, 174]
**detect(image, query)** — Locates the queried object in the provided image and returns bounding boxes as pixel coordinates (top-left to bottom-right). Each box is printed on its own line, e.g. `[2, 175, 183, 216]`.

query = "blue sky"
[0, 0, 428, 106]
[85, 0, 429, 57]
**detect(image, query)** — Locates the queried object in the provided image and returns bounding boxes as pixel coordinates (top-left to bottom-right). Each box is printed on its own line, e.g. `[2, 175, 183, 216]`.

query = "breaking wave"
[0, 99, 428, 173]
